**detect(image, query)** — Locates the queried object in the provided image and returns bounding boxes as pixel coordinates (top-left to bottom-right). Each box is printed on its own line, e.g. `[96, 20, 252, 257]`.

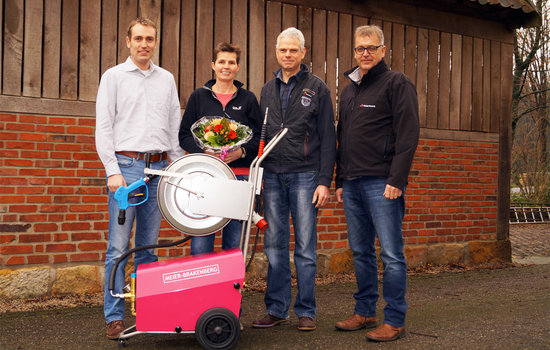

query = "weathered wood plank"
[139, 0, 162, 65]
[266, 1, 282, 76]
[42, 0, 61, 99]
[0, 0, 3, 94]
[180, 0, 196, 107]
[497, 42, 514, 241]
[450, 34, 462, 130]
[118, 0, 139, 64]
[276, 0, 513, 44]
[232, 0, 248, 85]
[196, 0, 214, 86]
[482, 39, 492, 132]
[490, 40, 501, 133]
[282, 3, 297, 30]
[3, 0, 24, 96]
[60, 0, 79, 100]
[426, 29, 439, 129]
[338, 13, 352, 97]
[0, 95, 95, 117]
[248, 0, 265, 97]
[312, 9, 327, 80]
[214, 0, 231, 45]
[382, 21, 392, 69]
[438, 32, 451, 130]
[326, 11, 338, 116]
[405, 25, 417, 84]
[392, 23, 404, 73]
[22, 0, 43, 98]
[460, 36, 473, 131]
[100, 0, 117, 76]
[298, 6, 312, 65]
[79, 0, 101, 102]
[416, 28, 428, 128]
[471, 37, 483, 131]
[161, 0, 181, 84]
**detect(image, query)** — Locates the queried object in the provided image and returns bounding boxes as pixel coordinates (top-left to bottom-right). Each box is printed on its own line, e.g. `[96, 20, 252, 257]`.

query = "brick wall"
[0, 112, 498, 268]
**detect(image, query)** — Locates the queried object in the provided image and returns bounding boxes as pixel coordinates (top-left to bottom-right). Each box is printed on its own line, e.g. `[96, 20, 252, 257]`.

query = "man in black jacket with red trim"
[334, 25, 419, 343]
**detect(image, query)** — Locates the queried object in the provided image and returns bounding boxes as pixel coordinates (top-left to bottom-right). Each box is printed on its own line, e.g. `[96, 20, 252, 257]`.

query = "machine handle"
[113, 177, 149, 225]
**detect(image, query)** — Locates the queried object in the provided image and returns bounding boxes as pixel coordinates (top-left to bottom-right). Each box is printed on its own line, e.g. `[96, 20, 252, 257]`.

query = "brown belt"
[116, 151, 168, 162]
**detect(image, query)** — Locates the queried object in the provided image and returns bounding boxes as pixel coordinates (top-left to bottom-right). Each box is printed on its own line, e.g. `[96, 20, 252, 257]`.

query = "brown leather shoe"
[251, 314, 289, 328]
[297, 317, 316, 331]
[106, 320, 125, 340]
[335, 314, 377, 331]
[366, 323, 406, 342]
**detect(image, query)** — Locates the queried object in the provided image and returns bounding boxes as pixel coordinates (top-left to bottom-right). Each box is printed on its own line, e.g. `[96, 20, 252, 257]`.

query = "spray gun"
[113, 154, 156, 225]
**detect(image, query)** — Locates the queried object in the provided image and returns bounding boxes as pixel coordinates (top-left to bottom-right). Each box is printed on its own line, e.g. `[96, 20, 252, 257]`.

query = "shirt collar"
[121, 57, 157, 75]
[275, 63, 309, 84]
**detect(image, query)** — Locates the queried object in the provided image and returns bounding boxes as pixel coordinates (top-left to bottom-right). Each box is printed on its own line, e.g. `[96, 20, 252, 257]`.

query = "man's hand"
[383, 184, 402, 200]
[107, 174, 126, 193]
[312, 185, 330, 208]
[222, 148, 242, 164]
[336, 187, 343, 203]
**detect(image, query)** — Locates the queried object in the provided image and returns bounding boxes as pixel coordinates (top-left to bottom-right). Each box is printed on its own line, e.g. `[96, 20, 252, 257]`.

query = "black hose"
[108, 236, 191, 291]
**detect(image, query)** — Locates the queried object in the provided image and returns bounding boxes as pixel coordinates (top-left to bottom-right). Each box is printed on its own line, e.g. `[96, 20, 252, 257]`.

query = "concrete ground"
[1, 224, 549, 350]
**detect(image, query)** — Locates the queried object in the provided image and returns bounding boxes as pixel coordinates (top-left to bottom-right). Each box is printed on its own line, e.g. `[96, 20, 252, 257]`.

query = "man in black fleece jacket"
[334, 25, 419, 343]
[252, 27, 336, 332]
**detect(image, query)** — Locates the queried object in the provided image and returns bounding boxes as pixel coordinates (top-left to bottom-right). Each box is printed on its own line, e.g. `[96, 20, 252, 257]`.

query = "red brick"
[28, 255, 50, 264]
[6, 256, 26, 266]
[71, 232, 102, 241]
[1, 245, 34, 254]
[46, 244, 76, 252]
[28, 196, 53, 204]
[19, 234, 51, 243]
[0, 234, 17, 243]
[10, 205, 38, 213]
[62, 222, 90, 231]
[53, 255, 68, 263]
[53, 233, 69, 241]
[70, 253, 100, 262]
[40, 204, 68, 212]
[78, 242, 107, 251]
[34, 223, 59, 232]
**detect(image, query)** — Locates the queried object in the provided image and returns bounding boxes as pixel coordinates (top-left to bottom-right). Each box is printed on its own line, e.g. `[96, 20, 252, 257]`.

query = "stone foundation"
[0, 241, 511, 299]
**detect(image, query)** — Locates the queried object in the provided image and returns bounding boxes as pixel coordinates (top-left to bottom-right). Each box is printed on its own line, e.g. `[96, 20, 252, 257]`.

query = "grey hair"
[276, 27, 306, 50]
[355, 25, 384, 45]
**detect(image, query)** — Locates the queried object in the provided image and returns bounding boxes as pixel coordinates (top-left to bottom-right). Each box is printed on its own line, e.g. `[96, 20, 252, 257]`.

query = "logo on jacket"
[359, 104, 376, 108]
[301, 88, 315, 107]
[232, 106, 242, 110]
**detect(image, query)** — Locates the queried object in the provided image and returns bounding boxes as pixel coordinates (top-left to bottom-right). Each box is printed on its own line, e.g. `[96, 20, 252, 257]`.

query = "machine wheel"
[195, 307, 240, 350]
[117, 339, 127, 348]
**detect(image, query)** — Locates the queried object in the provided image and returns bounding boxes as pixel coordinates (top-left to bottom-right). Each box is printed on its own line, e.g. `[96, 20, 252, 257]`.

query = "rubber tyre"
[195, 307, 240, 350]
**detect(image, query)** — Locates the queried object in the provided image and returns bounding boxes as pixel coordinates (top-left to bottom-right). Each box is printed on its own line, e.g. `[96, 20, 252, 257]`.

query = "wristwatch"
[240, 147, 246, 158]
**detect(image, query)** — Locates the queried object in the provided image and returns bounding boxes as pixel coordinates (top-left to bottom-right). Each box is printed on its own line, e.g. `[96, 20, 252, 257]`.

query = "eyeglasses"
[354, 45, 383, 55]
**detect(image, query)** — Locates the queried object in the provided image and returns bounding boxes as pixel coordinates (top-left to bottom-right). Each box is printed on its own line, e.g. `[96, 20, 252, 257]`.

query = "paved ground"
[0, 224, 548, 350]
[509, 223, 550, 263]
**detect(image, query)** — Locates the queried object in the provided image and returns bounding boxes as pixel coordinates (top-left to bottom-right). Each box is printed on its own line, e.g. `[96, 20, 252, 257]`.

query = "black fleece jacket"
[336, 60, 419, 190]
[260, 65, 336, 187]
[178, 79, 262, 168]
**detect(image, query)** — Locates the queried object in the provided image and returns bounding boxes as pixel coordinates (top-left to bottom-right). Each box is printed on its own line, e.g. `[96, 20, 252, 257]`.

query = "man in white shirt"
[95, 17, 184, 340]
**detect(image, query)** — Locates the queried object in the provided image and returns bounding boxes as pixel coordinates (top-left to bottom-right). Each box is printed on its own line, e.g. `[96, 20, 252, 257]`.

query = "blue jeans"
[262, 171, 318, 319]
[342, 176, 407, 327]
[104, 154, 168, 324]
[191, 175, 247, 254]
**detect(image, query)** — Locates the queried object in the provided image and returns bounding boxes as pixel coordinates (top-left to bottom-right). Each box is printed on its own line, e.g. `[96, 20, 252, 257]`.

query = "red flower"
[214, 124, 223, 132]
[205, 125, 212, 132]
[229, 130, 237, 140]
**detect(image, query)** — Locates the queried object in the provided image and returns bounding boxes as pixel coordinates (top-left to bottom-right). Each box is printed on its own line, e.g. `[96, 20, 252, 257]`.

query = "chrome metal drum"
[157, 154, 236, 236]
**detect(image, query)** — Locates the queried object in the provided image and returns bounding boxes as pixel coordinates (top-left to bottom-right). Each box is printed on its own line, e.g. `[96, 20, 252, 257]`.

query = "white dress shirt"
[95, 57, 185, 177]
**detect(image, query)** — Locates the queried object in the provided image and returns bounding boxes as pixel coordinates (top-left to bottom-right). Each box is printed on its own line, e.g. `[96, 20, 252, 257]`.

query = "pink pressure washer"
[109, 124, 286, 349]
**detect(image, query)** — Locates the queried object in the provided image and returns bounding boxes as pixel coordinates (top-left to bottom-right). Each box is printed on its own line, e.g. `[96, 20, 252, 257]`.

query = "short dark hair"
[127, 17, 157, 39]
[213, 42, 241, 64]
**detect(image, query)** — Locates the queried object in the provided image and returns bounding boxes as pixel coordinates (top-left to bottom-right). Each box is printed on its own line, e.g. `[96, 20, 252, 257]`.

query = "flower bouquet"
[191, 116, 253, 159]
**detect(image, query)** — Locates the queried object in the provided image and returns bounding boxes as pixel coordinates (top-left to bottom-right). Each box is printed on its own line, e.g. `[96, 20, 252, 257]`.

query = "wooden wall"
[1, 0, 513, 135]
